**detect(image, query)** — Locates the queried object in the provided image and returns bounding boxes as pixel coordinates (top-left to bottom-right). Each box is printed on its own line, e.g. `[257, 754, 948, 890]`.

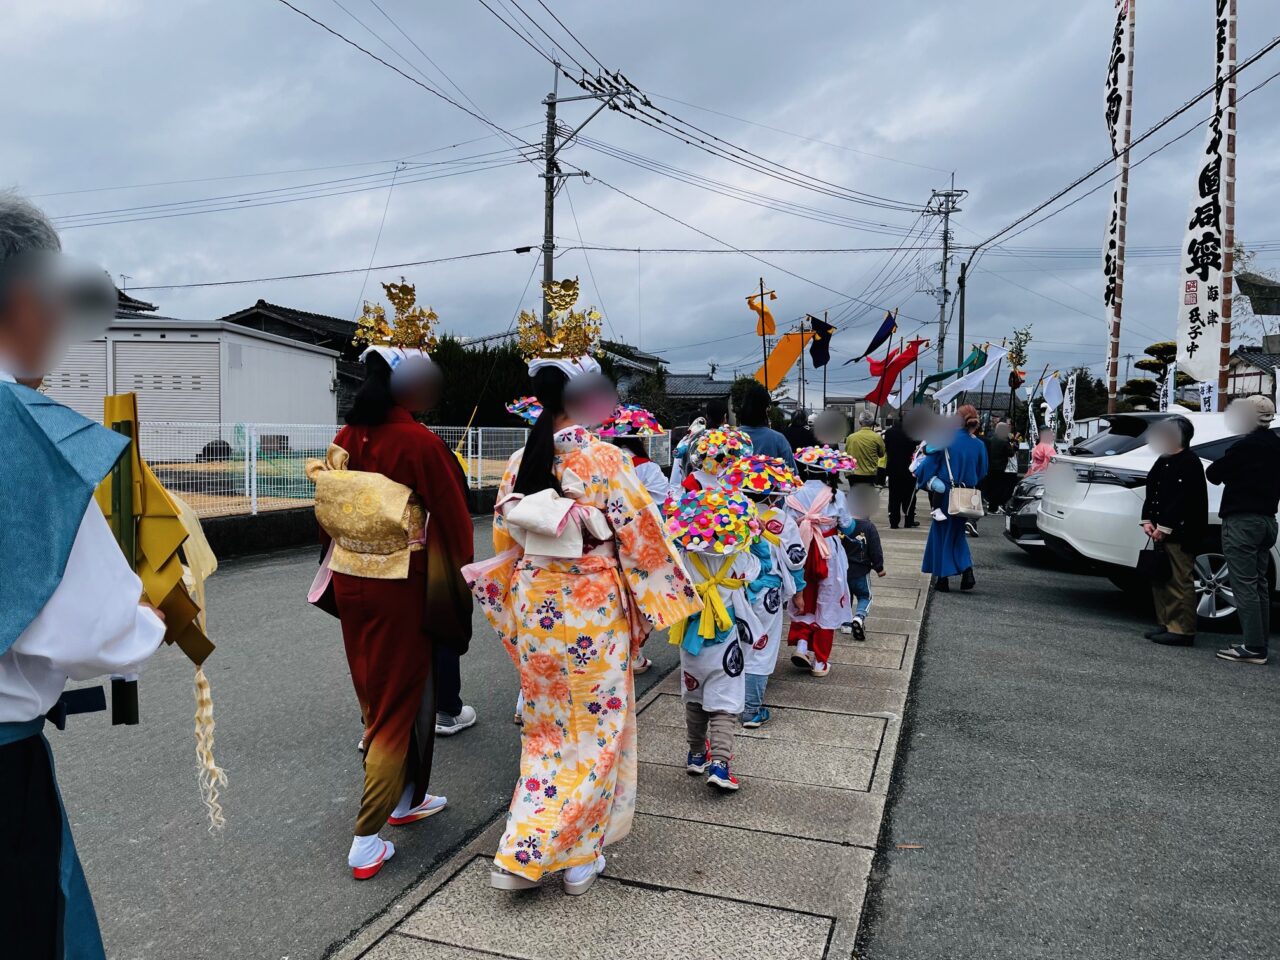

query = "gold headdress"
[353, 278, 440, 354]
[517, 278, 603, 361]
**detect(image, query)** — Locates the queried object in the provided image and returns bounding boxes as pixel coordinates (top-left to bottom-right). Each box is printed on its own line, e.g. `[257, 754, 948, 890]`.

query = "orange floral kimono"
[468, 426, 700, 880]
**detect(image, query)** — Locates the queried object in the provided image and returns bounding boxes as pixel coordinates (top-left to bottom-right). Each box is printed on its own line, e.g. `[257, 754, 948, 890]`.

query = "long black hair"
[345, 352, 395, 425]
[512, 366, 569, 496]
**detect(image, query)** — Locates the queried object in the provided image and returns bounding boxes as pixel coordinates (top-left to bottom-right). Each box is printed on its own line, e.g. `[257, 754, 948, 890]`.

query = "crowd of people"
[5, 185, 1279, 955]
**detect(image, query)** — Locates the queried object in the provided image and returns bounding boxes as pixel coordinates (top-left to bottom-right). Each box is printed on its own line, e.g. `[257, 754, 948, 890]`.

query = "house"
[43, 290, 339, 451]
[665, 372, 732, 425]
[1227, 334, 1280, 398]
[216, 299, 363, 415]
[599, 341, 666, 400]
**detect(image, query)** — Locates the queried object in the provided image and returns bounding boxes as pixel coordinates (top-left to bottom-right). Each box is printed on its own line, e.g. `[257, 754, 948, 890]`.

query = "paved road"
[50, 518, 681, 960]
[859, 531, 1279, 960]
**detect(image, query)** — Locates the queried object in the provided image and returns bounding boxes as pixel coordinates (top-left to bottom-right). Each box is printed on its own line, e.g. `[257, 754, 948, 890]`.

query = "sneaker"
[686, 749, 711, 774]
[564, 855, 606, 896]
[633, 655, 653, 675]
[1216, 644, 1269, 665]
[1150, 631, 1194, 647]
[742, 707, 770, 729]
[810, 660, 830, 678]
[931, 508, 947, 522]
[706, 761, 740, 791]
[436, 704, 477, 736]
[851, 617, 866, 642]
[839, 623, 854, 635]
[790, 640, 814, 670]
[1142, 624, 1166, 640]
[964, 521, 980, 537]
[905, 520, 921, 528]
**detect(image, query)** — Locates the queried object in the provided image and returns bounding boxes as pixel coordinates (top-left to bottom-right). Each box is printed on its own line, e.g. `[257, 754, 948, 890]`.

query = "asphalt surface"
[859, 528, 1280, 960]
[50, 518, 681, 960]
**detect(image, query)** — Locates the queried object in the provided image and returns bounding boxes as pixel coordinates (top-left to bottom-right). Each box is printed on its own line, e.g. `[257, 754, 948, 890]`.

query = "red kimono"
[329, 408, 474, 836]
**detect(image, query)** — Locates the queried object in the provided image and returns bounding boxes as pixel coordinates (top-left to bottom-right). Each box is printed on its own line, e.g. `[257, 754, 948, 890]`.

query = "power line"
[126, 246, 534, 291]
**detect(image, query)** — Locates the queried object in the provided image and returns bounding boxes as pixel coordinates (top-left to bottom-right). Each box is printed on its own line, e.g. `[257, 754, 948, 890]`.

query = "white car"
[1037, 411, 1279, 625]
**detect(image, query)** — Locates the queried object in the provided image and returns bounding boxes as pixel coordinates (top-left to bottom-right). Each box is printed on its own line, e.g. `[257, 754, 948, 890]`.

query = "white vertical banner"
[1160, 362, 1177, 411]
[1198, 380, 1217, 412]
[1028, 399, 1040, 439]
[1176, 0, 1235, 382]
[1103, 0, 1135, 394]
[1062, 372, 1078, 427]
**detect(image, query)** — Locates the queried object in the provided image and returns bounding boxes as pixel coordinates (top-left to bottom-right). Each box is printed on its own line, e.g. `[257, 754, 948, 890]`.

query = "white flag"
[1160, 362, 1177, 412]
[1175, 1, 1235, 382]
[1062, 373, 1079, 427]
[1104, 1, 1135, 386]
[933, 345, 1009, 405]
[1028, 399, 1040, 439]
[1042, 373, 1064, 411]
[1198, 380, 1217, 413]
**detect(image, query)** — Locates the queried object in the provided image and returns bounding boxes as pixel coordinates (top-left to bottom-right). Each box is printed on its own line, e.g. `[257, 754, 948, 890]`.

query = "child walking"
[841, 485, 886, 641]
[785, 446, 858, 678]
[726, 456, 806, 729]
[664, 487, 765, 791]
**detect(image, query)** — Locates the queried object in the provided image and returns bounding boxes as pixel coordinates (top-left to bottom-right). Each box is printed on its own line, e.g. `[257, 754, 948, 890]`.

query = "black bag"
[1135, 537, 1171, 582]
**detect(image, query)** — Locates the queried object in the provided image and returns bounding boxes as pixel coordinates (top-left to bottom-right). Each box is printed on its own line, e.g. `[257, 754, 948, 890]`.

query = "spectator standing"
[1025, 427, 1057, 477]
[883, 415, 920, 529]
[983, 421, 1019, 514]
[784, 409, 818, 450]
[1208, 396, 1280, 665]
[1139, 417, 1208, 648]
[736, 382, 797, 469]
[844, 413, 886, 487]
[916, 406, 987, 592]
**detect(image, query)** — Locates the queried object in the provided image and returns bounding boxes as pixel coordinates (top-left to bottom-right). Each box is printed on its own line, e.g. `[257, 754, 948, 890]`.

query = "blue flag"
[845, 311, 897, 364]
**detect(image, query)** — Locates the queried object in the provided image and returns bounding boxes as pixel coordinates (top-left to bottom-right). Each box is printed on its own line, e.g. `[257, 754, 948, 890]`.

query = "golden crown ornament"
[517, 277, 603, 361]
[352, 278, 440, 353]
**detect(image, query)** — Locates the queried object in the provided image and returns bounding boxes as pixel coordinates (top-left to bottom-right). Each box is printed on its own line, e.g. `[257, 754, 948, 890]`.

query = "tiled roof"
[665, 373, 730, 397]
[1233, 349, 1280, 372]
[1238, 272, 1280, 316]
[216, 299, 355, 338]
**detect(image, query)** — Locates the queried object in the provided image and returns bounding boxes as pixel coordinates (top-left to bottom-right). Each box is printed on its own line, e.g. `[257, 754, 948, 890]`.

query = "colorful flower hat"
[724, 455, 802, 496]
[506, 395, 543, 425]
[599, 404, 665, 437]
[691, 428, 753, 477]
[663, 486, 762, 555]
[794, 445, 856, 473]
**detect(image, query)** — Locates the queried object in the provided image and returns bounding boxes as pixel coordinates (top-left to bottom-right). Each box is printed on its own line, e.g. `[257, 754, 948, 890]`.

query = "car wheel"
[1194, 552, 1238, 623]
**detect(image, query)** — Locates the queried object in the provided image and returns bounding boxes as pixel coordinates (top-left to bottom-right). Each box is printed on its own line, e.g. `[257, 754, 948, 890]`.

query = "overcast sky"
[5, 0, 1279, 394]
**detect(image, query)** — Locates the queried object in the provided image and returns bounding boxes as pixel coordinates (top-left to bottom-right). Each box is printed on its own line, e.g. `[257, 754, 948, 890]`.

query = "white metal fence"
[139, 421, 672, 518]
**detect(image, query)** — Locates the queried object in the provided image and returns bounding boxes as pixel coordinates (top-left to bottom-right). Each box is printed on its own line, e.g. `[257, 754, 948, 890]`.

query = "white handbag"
[945, 448, 985, 520]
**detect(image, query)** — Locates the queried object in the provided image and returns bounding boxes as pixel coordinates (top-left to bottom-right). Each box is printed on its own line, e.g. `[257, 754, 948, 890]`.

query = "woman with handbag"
[1140, 417, 1207, 647]
[916, 405, 988, 592]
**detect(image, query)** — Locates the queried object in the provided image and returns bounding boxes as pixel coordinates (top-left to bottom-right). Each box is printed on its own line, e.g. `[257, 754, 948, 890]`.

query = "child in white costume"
[723, 455, 807, 729]
[785, 447, 858, 678]
[663, 487, 764, 792]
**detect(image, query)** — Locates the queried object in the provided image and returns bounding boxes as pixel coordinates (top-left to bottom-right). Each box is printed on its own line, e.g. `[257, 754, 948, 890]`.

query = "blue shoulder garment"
[0, 383, 128, 655]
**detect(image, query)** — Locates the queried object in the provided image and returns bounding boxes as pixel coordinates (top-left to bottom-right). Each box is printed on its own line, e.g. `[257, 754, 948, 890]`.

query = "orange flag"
[748, 293, 776, 336]
[753, 331, 813, 391]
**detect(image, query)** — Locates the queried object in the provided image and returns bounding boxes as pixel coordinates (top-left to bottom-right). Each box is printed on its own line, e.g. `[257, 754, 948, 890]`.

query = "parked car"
[1037, 411, 1280, 626]
[1001, 413, 1181, 555]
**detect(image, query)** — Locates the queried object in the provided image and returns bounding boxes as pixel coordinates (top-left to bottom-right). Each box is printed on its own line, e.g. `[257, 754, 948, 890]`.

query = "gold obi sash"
[306, 443, 426, 580]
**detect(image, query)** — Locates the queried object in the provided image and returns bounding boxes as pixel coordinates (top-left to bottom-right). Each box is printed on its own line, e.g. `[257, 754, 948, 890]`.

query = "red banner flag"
[864, 339, 926, 405]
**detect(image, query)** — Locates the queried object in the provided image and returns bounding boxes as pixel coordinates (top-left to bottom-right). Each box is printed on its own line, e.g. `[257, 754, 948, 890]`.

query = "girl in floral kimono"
[785, 446, 858, 678]
[467, 355, 700, 897]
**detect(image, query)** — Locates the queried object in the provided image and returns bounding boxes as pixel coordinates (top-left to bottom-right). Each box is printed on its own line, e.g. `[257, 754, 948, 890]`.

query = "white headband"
[527, 355, 602, 380]
[360, 345, 429, 368]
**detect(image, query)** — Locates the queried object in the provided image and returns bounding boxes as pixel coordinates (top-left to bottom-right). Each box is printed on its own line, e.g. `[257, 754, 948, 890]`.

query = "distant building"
[665, 372, 732, 425]
[44, 290, 339, 428]
[1227, 334, 1280, 398]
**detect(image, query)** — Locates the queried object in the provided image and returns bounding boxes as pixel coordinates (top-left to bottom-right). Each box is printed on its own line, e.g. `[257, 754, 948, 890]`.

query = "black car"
[1001, 412, 1185, 556]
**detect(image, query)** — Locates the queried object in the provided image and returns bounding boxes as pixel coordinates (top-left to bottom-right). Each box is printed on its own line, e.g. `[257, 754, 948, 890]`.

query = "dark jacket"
[985, 435, 1017, 477]
[784, 423, 818, 450]
[883, 425, 916, 476]
[1205, 427, 1280, 518]
[844, 518, 884, 577]
[1141, 448, 1208, 549]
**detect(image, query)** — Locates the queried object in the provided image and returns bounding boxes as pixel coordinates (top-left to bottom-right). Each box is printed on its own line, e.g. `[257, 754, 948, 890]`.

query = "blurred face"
[0, 255, 114, 379]
[994, 422, 1011, 440]
[1038, 428, 1055, 445]
[1147, 421, 1184, 456]
[812, 408, 849, 446]
[390, 355, 442, 414]
[563, 371, 618, 428]
[1225, 400, 1258, 434]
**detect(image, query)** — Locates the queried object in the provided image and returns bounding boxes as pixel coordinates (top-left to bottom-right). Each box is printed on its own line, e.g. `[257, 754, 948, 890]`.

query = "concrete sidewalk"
[332, 522, 930, 960]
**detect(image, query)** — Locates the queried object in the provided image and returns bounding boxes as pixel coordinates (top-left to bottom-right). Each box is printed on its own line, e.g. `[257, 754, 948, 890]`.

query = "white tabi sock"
[349, 833, 392, 868]
[795, 639, 810, 656]
[391, 783, 415, 819]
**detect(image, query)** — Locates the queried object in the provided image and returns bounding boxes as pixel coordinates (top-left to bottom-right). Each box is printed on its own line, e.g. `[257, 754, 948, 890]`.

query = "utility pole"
[924, 183, 966, 371]
[539, 63, 617, 333]
[956, 261, 968, 368]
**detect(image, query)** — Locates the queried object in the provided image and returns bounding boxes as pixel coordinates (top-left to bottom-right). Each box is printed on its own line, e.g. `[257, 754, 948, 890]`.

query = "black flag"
[808, 315, 837, 368]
